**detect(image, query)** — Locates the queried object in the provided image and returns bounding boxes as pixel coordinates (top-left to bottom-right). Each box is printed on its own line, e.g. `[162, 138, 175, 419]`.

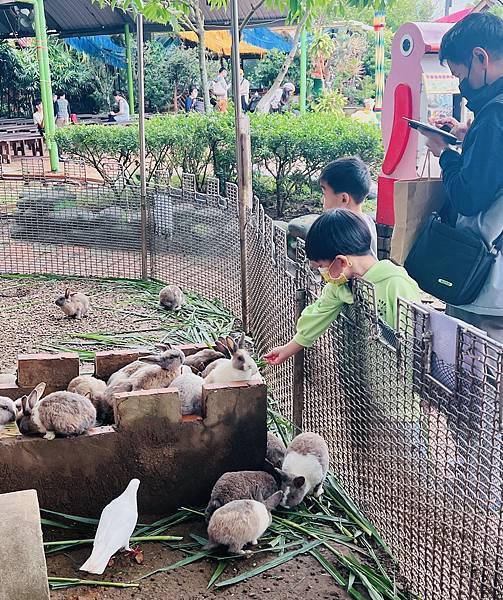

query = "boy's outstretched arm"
[264, 340, 303, 366]
[264, 283, 351, 366]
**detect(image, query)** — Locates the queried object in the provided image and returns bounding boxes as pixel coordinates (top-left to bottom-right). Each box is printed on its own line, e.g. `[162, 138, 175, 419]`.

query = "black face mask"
[458, 56, 487, 102]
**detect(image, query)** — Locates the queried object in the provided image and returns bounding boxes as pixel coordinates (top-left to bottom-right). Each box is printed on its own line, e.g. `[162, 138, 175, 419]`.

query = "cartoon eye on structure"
[400, 35, 414, 57]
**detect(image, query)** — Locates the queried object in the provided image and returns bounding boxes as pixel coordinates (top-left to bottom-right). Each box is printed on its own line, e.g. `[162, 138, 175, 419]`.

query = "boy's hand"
[264, 341, 303, 366]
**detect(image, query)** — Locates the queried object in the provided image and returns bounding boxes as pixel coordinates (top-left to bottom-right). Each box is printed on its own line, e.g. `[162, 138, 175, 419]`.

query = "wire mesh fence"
[0, 169, 501, 600]
[246, 197, 503, 600]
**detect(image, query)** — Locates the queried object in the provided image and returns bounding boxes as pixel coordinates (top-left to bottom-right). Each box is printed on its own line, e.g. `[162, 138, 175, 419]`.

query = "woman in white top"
[110, 91, 130, 123]
[32, 99, 44, 134]
[240, 68, 250, 112]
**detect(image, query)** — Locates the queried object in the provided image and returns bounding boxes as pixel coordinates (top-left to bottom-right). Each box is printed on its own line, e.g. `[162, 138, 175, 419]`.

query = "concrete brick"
[94, 349, 150, 381]
[17, 352, 80, 389]
[0, 489, 49, 600]
[115, 388, 182, 427]
[204, 381, 267, 427]
[0, 374, 59, 401]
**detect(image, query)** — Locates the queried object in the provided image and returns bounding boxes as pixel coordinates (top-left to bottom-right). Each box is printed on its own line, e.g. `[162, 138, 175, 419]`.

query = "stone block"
[0, 374, 60, 401]
[94, 349, 150, 381]
[204, 381, 267, 428]
[0, 489, 49, 600]
[115, 388, 182, 428]
[17, 352, 80, 389]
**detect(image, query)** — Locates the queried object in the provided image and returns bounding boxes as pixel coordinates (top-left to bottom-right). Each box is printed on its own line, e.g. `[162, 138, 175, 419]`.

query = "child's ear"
[341, 193, 351, 205]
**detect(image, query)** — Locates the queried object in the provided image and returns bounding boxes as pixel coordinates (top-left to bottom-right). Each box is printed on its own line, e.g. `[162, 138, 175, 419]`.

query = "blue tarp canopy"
[65, 35, 126, 69]
[242, 27, 292, 53]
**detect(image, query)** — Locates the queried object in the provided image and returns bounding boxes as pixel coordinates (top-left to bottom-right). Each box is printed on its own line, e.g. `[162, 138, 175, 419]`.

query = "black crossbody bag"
[404, 212, 503, 305]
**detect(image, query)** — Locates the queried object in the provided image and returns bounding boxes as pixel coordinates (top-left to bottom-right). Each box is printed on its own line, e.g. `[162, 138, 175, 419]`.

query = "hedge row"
[55, 113, 383, 217]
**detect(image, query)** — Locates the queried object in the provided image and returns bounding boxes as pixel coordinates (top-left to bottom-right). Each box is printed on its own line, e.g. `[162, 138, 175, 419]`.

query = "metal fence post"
[136, 12, 148, 280]
[293, 289, 306, 431]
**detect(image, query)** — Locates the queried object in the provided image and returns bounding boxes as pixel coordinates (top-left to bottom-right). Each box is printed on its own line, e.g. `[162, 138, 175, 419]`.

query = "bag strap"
[493, 231, 503, 253]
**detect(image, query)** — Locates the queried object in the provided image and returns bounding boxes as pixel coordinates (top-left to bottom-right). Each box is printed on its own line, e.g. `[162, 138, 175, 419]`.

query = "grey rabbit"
[183, 348, 226, 374]
[17, 383, 96, 440]
[0, 396, 17, 431]
[276, 432, 329, 508]
[159, 285, 185, 310]
[168, 372, 204, 416]
[205, 471, 279, 522]
[266, 432, 287, 468]
[104, 347, 185, 410]
[203, 491, 283, 555]
[55, 288, 90, 319]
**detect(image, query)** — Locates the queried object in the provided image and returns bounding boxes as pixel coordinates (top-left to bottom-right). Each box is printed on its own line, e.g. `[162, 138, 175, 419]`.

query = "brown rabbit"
[183, 348, 226, 374]
[203, 491, 283, 555]
[55, 288, 90, 319]
[67, 375, 108, 422]
[104, 348, 185, 410]
[159, 285, 185, 310]
[17, 383, 96, 440]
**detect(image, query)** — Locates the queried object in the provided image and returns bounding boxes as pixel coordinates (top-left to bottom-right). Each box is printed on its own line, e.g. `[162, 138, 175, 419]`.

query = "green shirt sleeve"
[293, 283, 354, 348]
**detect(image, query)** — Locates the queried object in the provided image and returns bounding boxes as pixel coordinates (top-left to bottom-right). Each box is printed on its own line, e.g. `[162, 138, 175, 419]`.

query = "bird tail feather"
[79, 549, 110, 575]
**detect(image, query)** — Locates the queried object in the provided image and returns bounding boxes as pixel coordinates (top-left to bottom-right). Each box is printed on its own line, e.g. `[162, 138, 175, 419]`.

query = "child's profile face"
[320, 181, 351, 211]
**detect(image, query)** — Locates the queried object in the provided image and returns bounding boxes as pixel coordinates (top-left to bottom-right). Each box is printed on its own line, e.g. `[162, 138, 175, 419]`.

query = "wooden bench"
[0, 132, 44, 164]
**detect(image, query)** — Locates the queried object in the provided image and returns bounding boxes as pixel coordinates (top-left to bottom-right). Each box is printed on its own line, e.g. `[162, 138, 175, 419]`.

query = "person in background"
[248, 91, 261, 113]
[421, 13, 503, 344]
[54, 92, 70, 128]
[109, 90, 130, 123]
[240, 68, 250, 112]
[319, 157, 378, 257]
[185, 86, 199, 113]
[264, 209, 421, 366]
[32, 99, 44, 135]
[270, 82, 295, 113]
[212, 67, 230, 112]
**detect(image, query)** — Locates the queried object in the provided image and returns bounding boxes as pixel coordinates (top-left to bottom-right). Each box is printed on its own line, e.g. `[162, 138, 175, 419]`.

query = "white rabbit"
[168, 372, 204, 416]
[203, 334, 259, 385]
[17, 383, 96, 440]
[0, 396, 17, 431]
[203, 491, 283, 555]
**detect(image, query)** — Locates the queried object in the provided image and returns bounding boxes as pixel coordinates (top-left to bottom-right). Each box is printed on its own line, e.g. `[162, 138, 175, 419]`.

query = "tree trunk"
[256, 11, 310, 114]
[194, 9, 211, 113]
[173, 81, 178, 114]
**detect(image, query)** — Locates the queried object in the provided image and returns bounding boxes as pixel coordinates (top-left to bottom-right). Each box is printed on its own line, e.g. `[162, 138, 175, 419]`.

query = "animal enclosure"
[0, 166, 502, 600]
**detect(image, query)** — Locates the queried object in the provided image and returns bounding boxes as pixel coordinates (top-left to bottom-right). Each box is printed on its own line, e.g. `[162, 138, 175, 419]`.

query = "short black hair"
[35, 98, 42, 106]
[218, 66, 227, 74]
[440, 13, 503, 66]
[319, 157, 371, 204]
[305, 209, 372, 262]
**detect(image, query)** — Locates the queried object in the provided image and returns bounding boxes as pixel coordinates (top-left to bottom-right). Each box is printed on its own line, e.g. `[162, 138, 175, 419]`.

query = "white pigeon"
[80, 478, 140, 575]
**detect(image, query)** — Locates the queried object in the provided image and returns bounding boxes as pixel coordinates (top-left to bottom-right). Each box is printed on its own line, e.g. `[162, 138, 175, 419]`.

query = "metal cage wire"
[0, 169, 501, 600]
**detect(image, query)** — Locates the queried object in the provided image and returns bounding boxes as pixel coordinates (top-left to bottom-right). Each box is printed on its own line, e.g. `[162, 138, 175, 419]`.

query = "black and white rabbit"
[203, 334, 259, 385]
[276, 432, 329, 508]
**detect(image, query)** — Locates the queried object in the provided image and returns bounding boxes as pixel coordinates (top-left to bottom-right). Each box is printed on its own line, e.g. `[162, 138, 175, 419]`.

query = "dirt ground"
[0, 275, 228, 375]
[47, 522, 350, 600]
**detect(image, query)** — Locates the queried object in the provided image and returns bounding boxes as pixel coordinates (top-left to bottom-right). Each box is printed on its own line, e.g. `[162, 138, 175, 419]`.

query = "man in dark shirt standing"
[422, 13, 503, 343]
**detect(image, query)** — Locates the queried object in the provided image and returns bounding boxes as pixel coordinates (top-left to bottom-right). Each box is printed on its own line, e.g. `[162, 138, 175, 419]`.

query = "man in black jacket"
[423, 12, 503, 343]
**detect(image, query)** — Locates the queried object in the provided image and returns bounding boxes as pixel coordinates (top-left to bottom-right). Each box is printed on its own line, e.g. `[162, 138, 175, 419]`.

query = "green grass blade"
[207, 561, 227, 588]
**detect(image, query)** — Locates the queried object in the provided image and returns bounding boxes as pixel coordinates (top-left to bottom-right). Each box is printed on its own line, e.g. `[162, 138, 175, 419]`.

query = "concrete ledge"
[0, 489, 49, 600]
[17, 352, 80, 388]
[0, 351, 267, 516]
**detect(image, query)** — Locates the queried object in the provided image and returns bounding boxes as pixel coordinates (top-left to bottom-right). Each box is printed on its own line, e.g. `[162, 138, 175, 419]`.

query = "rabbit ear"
[139, 355, 163, 365]
[264, 491, 283, 512]
[214, 339, 230, 357]
[20, 395, 30, 415]
[226, 336, 237, 355]
[237, 332, 246, 349]
[28, 383, 46, 409]
[64, 288, 71, 298]
[155, 342, 172, 351]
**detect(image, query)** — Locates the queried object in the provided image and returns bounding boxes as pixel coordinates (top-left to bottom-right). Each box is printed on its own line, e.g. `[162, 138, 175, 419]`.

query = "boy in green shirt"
[265, 209, 421, 365]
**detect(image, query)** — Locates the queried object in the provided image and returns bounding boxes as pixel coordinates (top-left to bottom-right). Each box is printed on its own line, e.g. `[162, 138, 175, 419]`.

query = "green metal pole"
[124, 24, 135, 116]
[300, 27, 307, 114]
[33, 0, 58, 171]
